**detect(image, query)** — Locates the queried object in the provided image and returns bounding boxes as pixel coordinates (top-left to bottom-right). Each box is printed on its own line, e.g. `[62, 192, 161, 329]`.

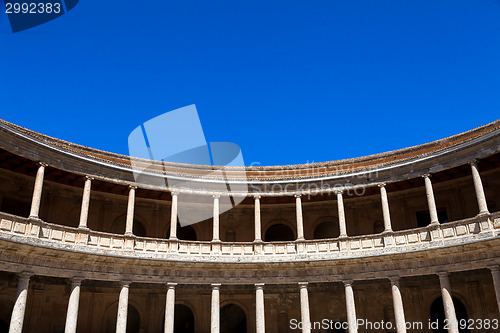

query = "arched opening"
[264, 223, 295, 242]
[220, 303, 247, 333]
[430, 296, 470, 333]
[163, 304, 195, 333]
[313, 220, 339, 239]
[112, 219, 147, 237]
[105, 304, 141, 333]
[168, 224, 197, 241]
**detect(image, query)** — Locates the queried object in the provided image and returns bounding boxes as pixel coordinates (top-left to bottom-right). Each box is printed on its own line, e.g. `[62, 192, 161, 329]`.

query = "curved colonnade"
[0, 119, 499, 332]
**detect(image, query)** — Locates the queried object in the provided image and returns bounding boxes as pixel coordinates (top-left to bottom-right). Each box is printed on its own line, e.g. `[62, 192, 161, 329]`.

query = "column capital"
[388, 275, 400, 284]
[170, 190, 179, 196]
[166, 282, 177, 289]
[213, 194, 220, 199]
[211, 283, 221, 290]
[488, 264, 500, 272]
[255, 283, 265, 290]
[342, 279, 354, 286]
[38, 161, 48, 168]
[378, 183, 387, 188]
[422, 173, 431, 179]
[85, 175, 94, 181]
[120, 280, 132, 287]
[128, 185, 138, 190]
[253, 195, 261, 200]
[71, 276, 85, 284]
[436, 271, 449, 278]
[334, 189, 343, 195]
[298, 282, 308, 288]
[468, 159, 479, 166]
[19, 271, 34, 279]
[294, 194, 302, 198]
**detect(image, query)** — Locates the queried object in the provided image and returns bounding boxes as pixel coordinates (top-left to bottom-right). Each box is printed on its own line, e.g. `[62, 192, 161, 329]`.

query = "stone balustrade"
[0, 211, 498, 263]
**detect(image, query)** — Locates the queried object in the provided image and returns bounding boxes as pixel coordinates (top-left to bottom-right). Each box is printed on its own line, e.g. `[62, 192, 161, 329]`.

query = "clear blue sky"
[1, 1, 499, 166]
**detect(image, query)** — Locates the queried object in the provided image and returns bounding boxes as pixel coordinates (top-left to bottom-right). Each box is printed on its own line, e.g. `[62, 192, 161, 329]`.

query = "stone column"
[488, 265, 500, 313]
[379, 184, 393, 232]
[437, 272, 458, 333]
[164, 282, 177, 333]
[469, 160, 489, 215]
[211, 283, 221, 333]
[254, 196, 262, 242]
[343, 280, 358, 333]
[29, 162, 47, 219]
[78, 177, 93, 229]
[298, 282, 311, 333]
[64, 277, 84, 333]
[255, 283, 265, 333]
[9, 272, 32, 333]
[295, 195, 305, 241]
[212, 195, 220, 242]
[125, 186, 137, 236]
[389, 276, 407, 333]
[423, 174, 439, 225]
[169, 192, 178, 240]
[335, 191, 347, 237]
[115, 280, 131, 333]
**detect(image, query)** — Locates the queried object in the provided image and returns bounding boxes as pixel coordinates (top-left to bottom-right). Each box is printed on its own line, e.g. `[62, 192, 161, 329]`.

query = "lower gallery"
[0, 119, 499, 332]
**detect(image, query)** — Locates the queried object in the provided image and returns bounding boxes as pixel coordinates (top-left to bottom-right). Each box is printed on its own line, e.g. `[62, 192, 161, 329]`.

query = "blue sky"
[1, 1, 499, 166]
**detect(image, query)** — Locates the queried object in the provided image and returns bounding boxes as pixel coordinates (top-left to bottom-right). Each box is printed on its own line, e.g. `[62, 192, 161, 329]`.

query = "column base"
[28, 216, 42, 222]
[77, 226, 89, 231]
[477, 210, 490, 217]
[124, 232, 135, 237]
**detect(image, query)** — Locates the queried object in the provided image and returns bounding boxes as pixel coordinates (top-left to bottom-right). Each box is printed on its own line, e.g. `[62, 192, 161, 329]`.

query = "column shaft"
[389, 277, 407, 333]
[379, 184, 393, 232]
[125, 187, 136, 235]
[336, 191, 347, 237]
[438, 273, 458, 333]
[9, 272, 32, 333]
[116, 281, 130, 333]
[254, 196, 262, 242]
[211, 284, 221, 333]
[64, 277, 84, 333]
[164, 283, 177, 333]
[295, 195, 305, 240]
[29, 163, 46, 219]
[78, 177, 92, 229]
[212, 196, 220, 241]
[489, 266, 500, 314]
[423, 175, 439, 225]
[470, 161, 489, 215]
[343, 280, 358, 333]
[169, 193, 178, 239]
[298, 282, 311, 333]
[255, 283, 265, 333]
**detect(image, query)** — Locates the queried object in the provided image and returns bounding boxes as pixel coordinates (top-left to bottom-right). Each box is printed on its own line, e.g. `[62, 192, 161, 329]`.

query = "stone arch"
[161, 302, 196, 333]
[312, 217, 340, 239]
[263, 220, 295, 242]
[103, 300, 142, 333]
[111, 214, 147, 237]
[220, 301, 248, 333]
[429, 294, 470, 333]
[0, 298, 13, 333]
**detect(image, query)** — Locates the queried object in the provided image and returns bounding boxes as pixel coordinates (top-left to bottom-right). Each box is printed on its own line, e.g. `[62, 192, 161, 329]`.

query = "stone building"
[0, 119, 499, 333]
